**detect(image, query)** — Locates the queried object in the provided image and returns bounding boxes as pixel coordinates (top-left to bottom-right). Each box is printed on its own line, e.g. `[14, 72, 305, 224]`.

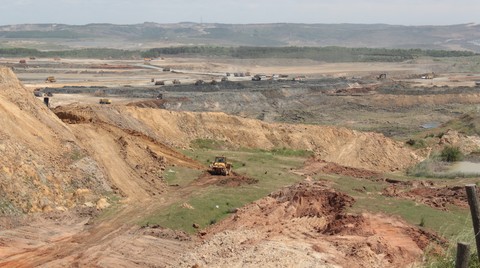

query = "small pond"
[421, 122, 440, 129]
[449, 161, 480, 175]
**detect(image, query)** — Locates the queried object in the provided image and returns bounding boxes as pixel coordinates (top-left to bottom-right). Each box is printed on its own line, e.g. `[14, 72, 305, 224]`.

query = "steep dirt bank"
[124, 107, 421, 172]
[53, 104, 204, 202]
[0, 67, 111, 215]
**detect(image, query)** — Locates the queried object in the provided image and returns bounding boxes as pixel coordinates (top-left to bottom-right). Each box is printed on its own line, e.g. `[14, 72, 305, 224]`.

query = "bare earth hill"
[123, 107, 422, 172]
[0, 67, 111, 214]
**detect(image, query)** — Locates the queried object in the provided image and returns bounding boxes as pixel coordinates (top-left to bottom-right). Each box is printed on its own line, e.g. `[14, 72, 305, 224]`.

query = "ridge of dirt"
[192, 172, 258, 187]
[0, 67, 111, 215]
[53, 104, 203, 170]
[293, 157, 382, 180]
[123, 106, 422, 172]
[177, 181, 443, 268]
[52, 104, 204, 202]
[383, 181, 476, 211]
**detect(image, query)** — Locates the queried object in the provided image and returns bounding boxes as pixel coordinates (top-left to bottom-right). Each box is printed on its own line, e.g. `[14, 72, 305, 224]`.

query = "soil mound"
[126, 97, 191, 109]
[0, 67, 111, 215]
[178, 181, 443, 268]
[294, 157, 382, 179]
[193, 172, 258, 187]
[383, 181, 474, 211]
[124, 107, 421, 172]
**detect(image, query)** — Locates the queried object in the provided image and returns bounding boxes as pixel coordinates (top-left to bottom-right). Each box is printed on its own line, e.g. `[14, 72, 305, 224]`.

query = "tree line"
[142, 46, 476, 62]
[0, 46, 476, 62]
[0, 48, 139, 59]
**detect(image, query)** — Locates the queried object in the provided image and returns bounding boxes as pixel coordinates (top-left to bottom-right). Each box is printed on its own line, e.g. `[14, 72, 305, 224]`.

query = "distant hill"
[0, 22, 479, 51]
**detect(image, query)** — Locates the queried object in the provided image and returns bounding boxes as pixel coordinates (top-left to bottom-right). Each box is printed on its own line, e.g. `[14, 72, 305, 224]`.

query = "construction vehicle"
[45, 76, 56, 83]
[99, 98, 111, 104]
[209, 156, 232, 176]
[421, 72, 435, 79]
[33, 90, 44, 97]
[377, 73, 387, 80]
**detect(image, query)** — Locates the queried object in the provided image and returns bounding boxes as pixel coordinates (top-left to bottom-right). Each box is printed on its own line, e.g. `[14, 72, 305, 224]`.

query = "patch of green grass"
[70, 148, 85, 162]
[242, 147, 314, 158]
[0, 198, 21, 215]
[163, 166, 203, 187]
[94, 193, 123, 222]
[316, 174, 471, 239]
[424, 229, 480, 268]
[356, 196, 470, 238]
[190, 138, 228, 150]
[138, 148, 308, 233]
[139, 187, 266, 233]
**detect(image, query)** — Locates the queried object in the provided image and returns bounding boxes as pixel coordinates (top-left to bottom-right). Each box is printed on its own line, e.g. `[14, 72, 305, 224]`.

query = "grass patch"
[0, 198, 21, 215]
[69, 148, 85, 162]
[241, 147, 314, 158]
[138, 148, 308, 233]
[190, 138, 229, 150]
[163, 166, 203, 187]
[315, 174, 471, 239]
[424, 229, 480, 267]
[139, 187, 266, 233]
[94, 193, 123, 222]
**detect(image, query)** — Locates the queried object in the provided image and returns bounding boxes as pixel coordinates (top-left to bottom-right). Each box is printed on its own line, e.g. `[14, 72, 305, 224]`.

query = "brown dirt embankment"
[0, 67, 111, 214]
[177, 181, 444, 268]
[124, 107, 422, 172]
[53, 104, 204, 202]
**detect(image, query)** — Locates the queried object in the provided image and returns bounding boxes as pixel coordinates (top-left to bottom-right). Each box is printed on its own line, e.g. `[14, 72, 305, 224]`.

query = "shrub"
[440, 146, 463, 162]
[406, 139, 416, 146]
[406, 139, 426, 149]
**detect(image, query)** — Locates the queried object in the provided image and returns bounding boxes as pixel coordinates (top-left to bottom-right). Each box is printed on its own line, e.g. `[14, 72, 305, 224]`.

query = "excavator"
[208, 156, 232, 176]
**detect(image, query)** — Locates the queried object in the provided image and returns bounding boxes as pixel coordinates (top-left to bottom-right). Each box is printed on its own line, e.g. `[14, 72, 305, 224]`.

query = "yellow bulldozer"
[208, 156, 232, 176]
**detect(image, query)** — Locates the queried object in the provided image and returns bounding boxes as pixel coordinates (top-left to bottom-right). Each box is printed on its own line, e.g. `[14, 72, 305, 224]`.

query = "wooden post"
[465, 184, 480, 260]
[455, 242, 470, 268]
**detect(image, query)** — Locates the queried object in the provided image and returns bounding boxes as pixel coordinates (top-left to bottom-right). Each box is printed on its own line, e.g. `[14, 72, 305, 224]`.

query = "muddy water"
[449, 161, 480, 174]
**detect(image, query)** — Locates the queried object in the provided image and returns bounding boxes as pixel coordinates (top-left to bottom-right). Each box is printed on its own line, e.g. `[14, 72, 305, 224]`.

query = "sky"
[0, 0, 478, 26]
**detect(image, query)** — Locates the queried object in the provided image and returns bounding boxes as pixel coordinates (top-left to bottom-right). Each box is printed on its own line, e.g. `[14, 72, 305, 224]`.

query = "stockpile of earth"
[177, 181, 443, 267]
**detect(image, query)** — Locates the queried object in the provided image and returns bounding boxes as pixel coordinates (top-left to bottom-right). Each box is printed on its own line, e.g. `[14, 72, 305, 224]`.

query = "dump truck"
[45, 76, 56, 83]
[209, 156, 232, 176]
[99, 98, 111, 104]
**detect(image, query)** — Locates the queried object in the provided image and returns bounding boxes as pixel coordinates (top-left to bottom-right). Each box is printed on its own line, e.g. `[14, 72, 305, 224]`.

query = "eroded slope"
[124, 107, 422, 172]
[178, 181, 443, 268]
[0, 68, 111, 214]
